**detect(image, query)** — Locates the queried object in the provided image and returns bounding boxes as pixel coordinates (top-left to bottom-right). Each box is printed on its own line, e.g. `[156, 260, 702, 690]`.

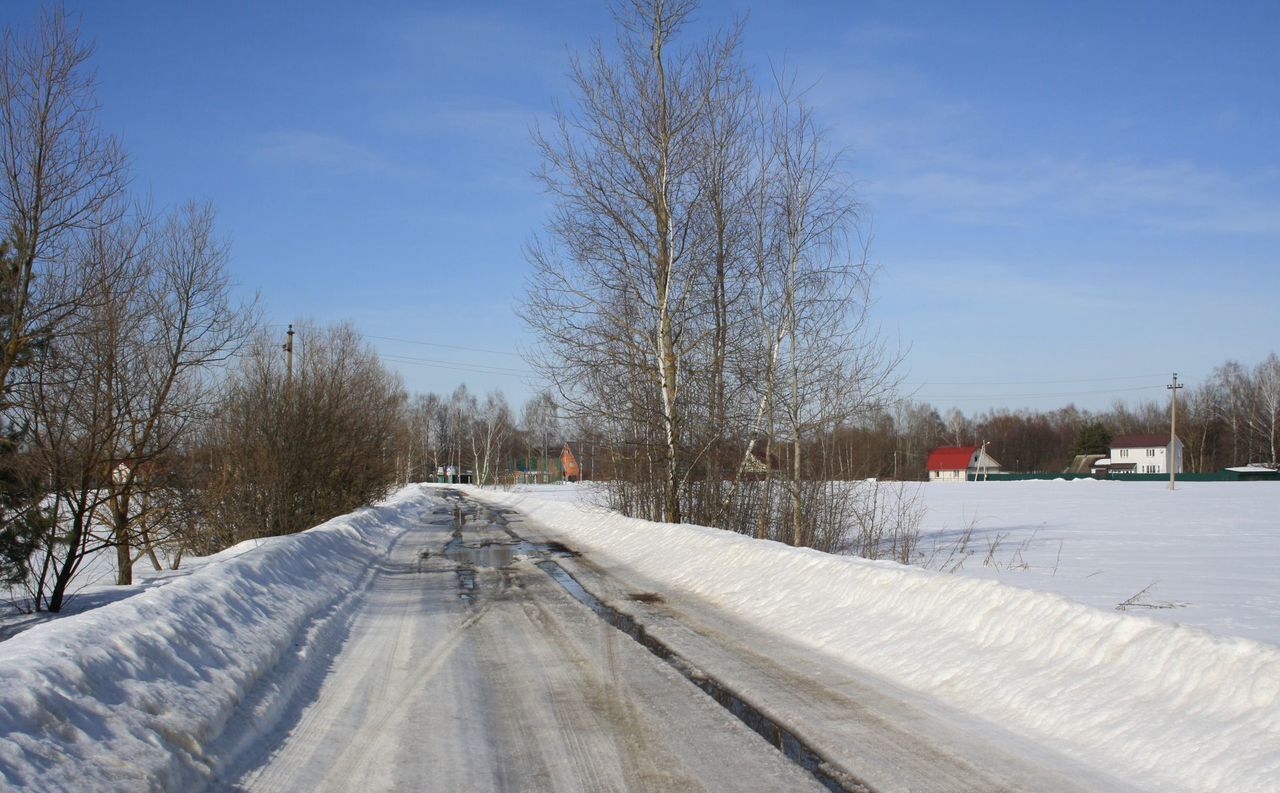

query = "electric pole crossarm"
[284, 324, 295, 400]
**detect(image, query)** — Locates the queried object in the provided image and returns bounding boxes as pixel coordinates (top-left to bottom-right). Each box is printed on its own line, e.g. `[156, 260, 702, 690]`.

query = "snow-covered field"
[910, 479, 1280, 645]
[512, 479, 1280, 645]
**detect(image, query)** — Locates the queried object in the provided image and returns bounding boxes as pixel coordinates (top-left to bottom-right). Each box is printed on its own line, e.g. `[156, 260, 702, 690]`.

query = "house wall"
[1110, 443, 1183, 475]
[561, 448, 580, 481]
[929, 469, 967, 482]
[972, 449, 1002, 473]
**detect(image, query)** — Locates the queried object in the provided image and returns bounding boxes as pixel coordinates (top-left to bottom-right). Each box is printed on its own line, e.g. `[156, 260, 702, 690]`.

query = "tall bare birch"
[526, 1, 897, 545]
[527, 0, 734, 523]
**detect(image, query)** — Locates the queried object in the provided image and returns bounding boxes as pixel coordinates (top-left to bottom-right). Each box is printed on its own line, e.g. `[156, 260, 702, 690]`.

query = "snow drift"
[467, 486, 1280, 793]
[0, 486, 432, 792]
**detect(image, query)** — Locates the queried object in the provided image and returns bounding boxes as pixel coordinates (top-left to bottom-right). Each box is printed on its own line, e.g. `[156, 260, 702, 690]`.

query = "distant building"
[925, 446, 1002, 482]
[513, 448, 564, 483]
[562, 442, 583, 481]
[561, 442, 608, 482]
[1108, 433, 1183, 475]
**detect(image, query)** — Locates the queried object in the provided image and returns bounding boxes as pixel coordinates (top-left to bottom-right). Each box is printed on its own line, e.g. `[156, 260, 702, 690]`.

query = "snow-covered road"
[215, 491, 824, 793]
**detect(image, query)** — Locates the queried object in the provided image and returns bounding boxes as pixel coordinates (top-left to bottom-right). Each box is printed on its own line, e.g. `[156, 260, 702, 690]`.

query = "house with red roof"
[1108, 433, 1182, 475]
[925, 445, 1002, 482]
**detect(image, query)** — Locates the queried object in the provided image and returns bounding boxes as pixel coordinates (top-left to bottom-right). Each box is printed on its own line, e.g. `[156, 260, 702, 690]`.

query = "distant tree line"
[842, 354, 1280, 479]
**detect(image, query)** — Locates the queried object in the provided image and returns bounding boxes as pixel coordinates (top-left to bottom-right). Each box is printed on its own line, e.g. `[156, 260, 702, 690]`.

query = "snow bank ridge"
[469, 488, 1280, 793]
[0, 486, 429, 793]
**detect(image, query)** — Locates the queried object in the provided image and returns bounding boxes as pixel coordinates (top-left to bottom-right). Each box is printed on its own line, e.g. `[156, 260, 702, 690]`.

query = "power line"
[378, 351, 529, 375]
[378, 354, 531, 379]
[264, 322, 532, 379]
[904, 372, 1170, 387]
[363, 333, 524, 359]
[913, 384, 1167, 401]
[264, 323, 524, 359]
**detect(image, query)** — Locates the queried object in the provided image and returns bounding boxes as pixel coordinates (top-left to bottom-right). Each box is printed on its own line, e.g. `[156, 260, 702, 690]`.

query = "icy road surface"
[215, 493, 824, 793]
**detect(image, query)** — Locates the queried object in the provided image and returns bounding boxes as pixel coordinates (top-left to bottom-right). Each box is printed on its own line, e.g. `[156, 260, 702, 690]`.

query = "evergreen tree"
[0, 426, 48, 587]
[0, 234, 49, 588]
[1073, 421, 1112, 456]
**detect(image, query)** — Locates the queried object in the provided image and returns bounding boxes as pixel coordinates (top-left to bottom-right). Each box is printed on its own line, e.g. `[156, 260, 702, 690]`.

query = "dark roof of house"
[926, 446, 978, 471]
[1111, 433, 1180, 449]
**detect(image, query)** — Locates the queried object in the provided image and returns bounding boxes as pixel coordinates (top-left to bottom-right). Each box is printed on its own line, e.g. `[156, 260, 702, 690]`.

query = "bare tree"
[16, 203, 252, 605]
[527, 0, 743, 523]
[1207, 361, 1247, 467]
[0, 8, 126, 597]
[21, 211, 148, 611]
[525, 1, 898, 548]
[402, 392, 445, 482]
[96, 203, 255, 584]
[1247, 353, 1280, 466]
[471, 390, 513, 486]
[197, 322, 406, 545]
[520, 389, 560, 482]
[0, 8, 126, 403]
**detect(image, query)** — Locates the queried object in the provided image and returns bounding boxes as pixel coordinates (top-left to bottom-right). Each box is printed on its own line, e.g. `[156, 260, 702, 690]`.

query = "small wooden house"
[925, 446, 1002, 482]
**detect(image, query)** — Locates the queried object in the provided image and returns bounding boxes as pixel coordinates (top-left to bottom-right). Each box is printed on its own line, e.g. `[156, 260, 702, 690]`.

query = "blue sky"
[8, 1, 1278, 413]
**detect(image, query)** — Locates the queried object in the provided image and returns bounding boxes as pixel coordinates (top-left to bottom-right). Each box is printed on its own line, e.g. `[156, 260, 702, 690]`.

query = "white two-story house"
[1108, 433, 1183, 475]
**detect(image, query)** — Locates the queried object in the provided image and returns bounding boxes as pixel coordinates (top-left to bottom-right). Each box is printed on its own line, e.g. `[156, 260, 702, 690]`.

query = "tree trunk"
[113, 492, 133, 586]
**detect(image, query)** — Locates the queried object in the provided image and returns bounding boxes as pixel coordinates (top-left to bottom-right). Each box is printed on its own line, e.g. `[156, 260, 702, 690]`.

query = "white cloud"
[799, 40, 1280, 238]
[253, 130, 428, 182]
[872, 154, 1280, 235]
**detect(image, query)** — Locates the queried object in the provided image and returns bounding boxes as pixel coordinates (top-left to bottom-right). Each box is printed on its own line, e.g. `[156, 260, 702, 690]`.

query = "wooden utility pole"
[283, 324, 295, 400]
[1168, 372, 1183, 491]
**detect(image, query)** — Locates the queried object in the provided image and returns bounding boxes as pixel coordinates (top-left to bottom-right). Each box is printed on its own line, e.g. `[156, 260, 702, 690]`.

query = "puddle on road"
[456, 568, 477, 603]
[442, 537, 567, 569]
[430, 489, 578, 602]
[442, 528, 577, 568]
